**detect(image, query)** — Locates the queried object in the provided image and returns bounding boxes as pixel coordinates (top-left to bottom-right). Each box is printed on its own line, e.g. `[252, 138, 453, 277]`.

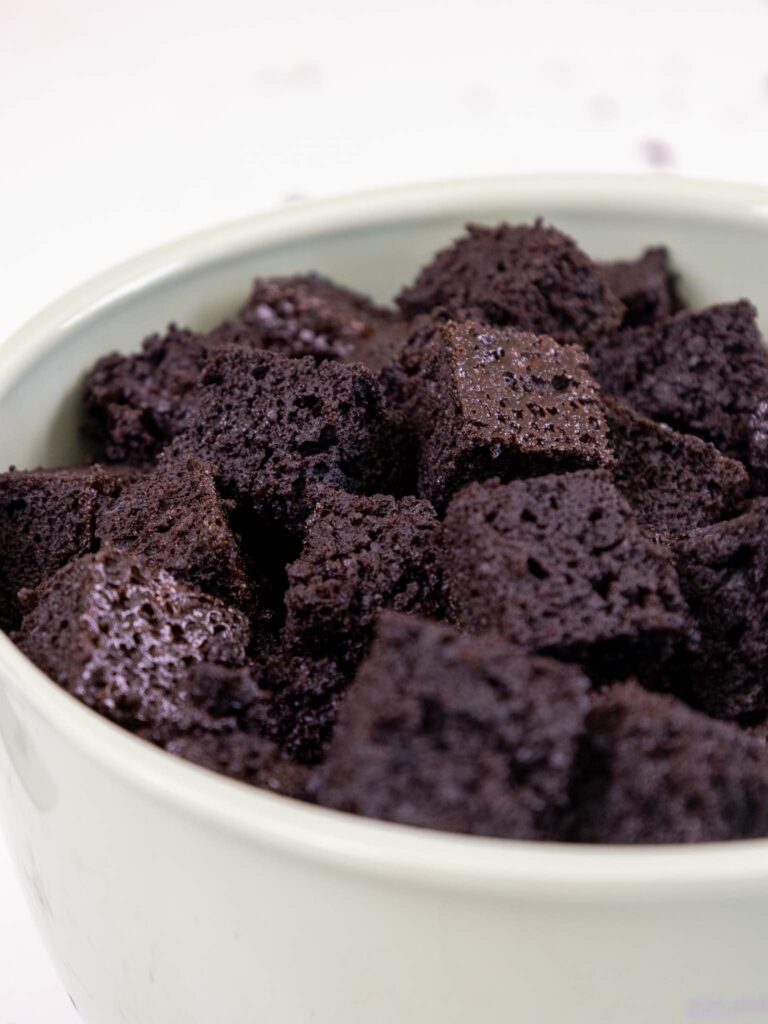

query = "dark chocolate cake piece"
[166, 728, 310, 797]
[17, 548, 250, 744]
[284, 490, 443, 666]
[0, 464, 135, 631]
[597, 247, 679, 327]
[83, 324, 231, 464]
[84, 279, 408, 465]
[310, 612, 590, 839]
[239, 274, 408, 371]
[405, 320, 612, 508]
[166, 660, 310, 795]
[604, 396, 750, 541]
[96, 454, 251, 610]
[442, 471, 689, 679]
[396, 222, 624, 345]
[252, 650, 350, 764]
[588, 301, 768, 489]
[169, 348, 397, 522]
[674, 500, 768, 719]
[179, 648, 350, 766]
[570, 682, 768, 843]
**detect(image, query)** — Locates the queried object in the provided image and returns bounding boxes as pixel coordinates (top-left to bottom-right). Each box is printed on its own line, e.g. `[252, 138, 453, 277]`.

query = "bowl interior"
[2, 177, 768, 472]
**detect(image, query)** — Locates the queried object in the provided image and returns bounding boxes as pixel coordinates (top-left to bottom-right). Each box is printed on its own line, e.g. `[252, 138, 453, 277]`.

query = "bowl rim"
[3, 173, 768, 899]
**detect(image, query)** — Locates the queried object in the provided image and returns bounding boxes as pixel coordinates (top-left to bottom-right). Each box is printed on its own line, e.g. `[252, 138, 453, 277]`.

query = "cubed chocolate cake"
[169, 348, 397, 521]
[17, 548, 250, 744]
[310, 613, 590, 839]
[7, 220, 768, 845]
[442, 471, 689, 678]
[570, 682, 768, 843]
[239, 274, 408, 371]
[166, 660, 310, 796]
[83, 324, 229, 464]
[251, 650, 350, 764]
[95, 454, 251, 610]
[597, 247, 679, 327]
[166, 729, 309, 797]
[406, 320, 612, 507]
[604, 397, 750, 541]
[284, 490, 443, 666]
[0, 464, 135, 630]
[674, 500, 768, 719]
[397, 222, 624, 345]
[85, 277, 408, 465]
[588, 301, 768, 489]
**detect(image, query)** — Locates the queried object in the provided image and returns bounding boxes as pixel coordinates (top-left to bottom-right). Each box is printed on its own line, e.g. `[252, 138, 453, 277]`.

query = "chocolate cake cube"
[169, 348, 398, 521]
[0, 464, 135, 631]
[284, 490, 443, 667]
[588, 301, 768, 489]
[239, 274, 408, 371]
[17, 548, 250, 744]
[604, 397, 750, 541]
[407, 320, 612, 507]
[442, 471, 689, 678]
[396, 221, 624, 345]
[96, 454, 251, 610]
[167, 660, 310, 795]
[252, 650, 350, 764]
[597, 247, 679, 327]
[309, 612, 591, 839]
[166, 728, 309, 797]
[570, 682, 768, 843]
[674, 499, 768, 719]
[83, 324, 229, 464]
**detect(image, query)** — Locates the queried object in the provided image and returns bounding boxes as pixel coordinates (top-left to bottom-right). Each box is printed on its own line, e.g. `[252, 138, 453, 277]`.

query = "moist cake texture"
[596, 247, 679, 327]
[6, 218, 768, 845]
[441, 471, 689, 679]
[405, 320, 612, 507]
[588, 300, 768, 489]
[310, 612, 591, 839]
[396, 221, 624, 344]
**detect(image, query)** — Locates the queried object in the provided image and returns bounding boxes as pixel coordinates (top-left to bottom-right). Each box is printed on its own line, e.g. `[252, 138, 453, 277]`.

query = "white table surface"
[2, 0, 768, 1019]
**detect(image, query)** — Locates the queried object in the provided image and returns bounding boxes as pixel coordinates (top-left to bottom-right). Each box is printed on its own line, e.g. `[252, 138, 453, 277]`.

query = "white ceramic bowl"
[2, 176, 768, 1024]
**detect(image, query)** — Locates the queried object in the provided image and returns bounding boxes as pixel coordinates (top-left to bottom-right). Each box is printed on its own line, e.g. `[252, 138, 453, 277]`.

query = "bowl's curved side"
[2, 176, 768, 1024]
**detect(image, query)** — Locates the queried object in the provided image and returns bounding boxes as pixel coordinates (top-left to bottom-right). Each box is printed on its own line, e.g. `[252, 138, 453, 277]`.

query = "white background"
[2, 0, 768, 1019]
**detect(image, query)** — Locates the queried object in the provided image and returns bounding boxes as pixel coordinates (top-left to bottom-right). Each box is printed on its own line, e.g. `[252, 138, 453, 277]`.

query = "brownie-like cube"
[0, 464, 136, 631]
[604, 397, 750, 541]
[83, 324, 231, 464]
[570, 682, 768, 843]
[169, 348, 396, 521]
[396, 222, 624, 345]
[84, 279, 408, 465]
[181, 649, 350, 765]
[407, 320, 612, 507]
[310, 612, 591, 839]
[17, 548, 250, 744]
[442, 471, 689, 679]
[588, 301, 768, 489]
[253, 649, 350, 764]
[166, 661, 310, 796]
[96, 454, 251, 610]
[239, 274, 408, 371]
[166, 728, 309, 797]
[674, 500, 768, 719]
[284, 490, 443, 666]
[597, 247, 679, 327]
